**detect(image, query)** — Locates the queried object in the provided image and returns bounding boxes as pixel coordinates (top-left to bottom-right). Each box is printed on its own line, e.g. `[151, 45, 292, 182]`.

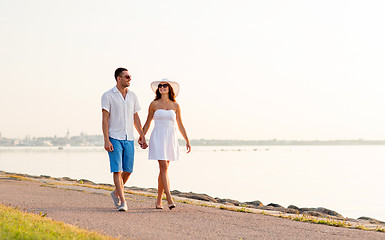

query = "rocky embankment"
[2, 171, 384, 226]
[125, 186, 384, 225]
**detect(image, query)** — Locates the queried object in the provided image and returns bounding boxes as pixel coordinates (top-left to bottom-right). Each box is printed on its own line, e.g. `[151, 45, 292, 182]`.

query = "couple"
[101, 68, 191, 212]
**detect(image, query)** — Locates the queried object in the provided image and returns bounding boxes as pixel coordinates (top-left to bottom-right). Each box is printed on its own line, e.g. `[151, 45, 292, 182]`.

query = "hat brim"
[151, 80, 180, 97]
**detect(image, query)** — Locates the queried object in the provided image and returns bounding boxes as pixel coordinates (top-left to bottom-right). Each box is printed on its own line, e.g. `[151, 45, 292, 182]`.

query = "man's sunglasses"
[121, 75, 131, 79]
[158, 84, 169, 88]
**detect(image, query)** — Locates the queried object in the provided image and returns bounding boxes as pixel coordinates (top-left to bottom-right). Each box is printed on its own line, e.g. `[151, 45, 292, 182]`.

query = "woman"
[143, 79, 191, 210]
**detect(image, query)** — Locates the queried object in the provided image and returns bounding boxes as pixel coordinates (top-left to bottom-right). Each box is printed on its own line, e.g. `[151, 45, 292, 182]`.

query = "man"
[101, 68, 148, 211]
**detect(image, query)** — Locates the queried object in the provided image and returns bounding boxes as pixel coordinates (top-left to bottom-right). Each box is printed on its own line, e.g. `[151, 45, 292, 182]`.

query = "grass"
[0, 204, 116, 240]
[285, 214, 356, 229]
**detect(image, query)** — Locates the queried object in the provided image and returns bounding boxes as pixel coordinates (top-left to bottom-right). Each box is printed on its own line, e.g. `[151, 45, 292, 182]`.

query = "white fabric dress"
[148, 109, 180, 161]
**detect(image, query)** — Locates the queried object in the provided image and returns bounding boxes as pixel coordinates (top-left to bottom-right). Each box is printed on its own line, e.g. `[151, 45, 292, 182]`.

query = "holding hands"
[138, 135, 148, 149]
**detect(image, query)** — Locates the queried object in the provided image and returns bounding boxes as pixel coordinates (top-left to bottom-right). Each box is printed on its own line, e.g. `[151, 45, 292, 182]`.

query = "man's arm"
[134, 113, 147, 149]
[102, 109, 113, 151]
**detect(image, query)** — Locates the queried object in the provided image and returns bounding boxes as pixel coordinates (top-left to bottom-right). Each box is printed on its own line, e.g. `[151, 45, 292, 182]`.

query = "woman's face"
[158, 82, 169, 94]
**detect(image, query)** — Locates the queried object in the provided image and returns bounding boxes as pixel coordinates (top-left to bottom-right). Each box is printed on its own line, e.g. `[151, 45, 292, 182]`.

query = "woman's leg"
[158, 160, 173, 204]
[156, 173, 164, 206]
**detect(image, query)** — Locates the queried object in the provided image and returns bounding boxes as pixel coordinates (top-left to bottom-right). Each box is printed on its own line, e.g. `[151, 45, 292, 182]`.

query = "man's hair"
[114, 68, 128, 81]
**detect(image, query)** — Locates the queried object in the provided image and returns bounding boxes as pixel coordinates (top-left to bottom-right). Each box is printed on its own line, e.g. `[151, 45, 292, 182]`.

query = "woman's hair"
[154, 83, 176, 102]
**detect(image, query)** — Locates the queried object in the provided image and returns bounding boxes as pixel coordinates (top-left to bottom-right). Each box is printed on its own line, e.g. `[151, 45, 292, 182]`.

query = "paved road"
[0, 178, 383, 240]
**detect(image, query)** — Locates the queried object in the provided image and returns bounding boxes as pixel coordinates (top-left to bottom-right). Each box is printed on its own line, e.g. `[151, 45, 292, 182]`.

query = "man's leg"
[121, 140, 134, 189]
[113, 171, 131, 198]
[108, 138, 125, 208]
[113, 172, 126, 204]
[122, 171, 131, 185]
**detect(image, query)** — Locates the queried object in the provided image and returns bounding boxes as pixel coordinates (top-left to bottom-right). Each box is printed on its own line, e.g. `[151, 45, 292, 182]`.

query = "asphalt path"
[0, 178, 384, 240]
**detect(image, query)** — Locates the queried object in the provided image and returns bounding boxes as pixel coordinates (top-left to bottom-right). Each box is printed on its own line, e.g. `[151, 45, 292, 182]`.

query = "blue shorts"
[108, 137, 135, 173]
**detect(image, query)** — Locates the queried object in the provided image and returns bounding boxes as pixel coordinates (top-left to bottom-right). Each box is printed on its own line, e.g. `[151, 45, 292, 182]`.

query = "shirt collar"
[112, 86, 130, 94]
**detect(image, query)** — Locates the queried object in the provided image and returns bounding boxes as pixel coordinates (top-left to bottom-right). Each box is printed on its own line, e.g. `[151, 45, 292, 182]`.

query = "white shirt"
[101, 86, 141, 140]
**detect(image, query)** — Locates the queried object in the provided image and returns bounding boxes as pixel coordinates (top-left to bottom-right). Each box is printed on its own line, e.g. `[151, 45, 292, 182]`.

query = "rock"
[77, 179, 95, 185]
[259, 206, 285, 212]
[284, 208, 299, 214]
[172, 191, 218, 203]
[299, 207, 343, 218]
[61, 177, 76, 182]
[40, 175, 52, 179]
[288, 205, 299, 210]
[244, 200, 263, 208]
[215, 198, 240, 205]
[128, 186, 157, 193]
[98, 183, 114, 187]
[315, 207, 343, 218]
[302, 211, 324, 217]
[267, 203, 282, 208]
[358, 217, 385, 224]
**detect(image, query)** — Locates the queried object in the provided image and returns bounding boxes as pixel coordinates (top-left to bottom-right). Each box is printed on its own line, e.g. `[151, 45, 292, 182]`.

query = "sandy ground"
[0, 177, 384, 240]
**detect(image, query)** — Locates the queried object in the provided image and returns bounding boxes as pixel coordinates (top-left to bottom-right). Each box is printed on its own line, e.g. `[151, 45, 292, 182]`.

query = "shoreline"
[1, 170, 384, 231]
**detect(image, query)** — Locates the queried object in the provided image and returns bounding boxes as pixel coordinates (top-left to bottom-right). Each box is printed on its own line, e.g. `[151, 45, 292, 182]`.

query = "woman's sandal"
[168, 203, 176, 210]
[155, 204, 164, 209]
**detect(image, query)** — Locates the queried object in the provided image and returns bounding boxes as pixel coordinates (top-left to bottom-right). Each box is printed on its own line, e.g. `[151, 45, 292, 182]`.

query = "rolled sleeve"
[133, 92, 141, 113]
[101, 93, 110, 112]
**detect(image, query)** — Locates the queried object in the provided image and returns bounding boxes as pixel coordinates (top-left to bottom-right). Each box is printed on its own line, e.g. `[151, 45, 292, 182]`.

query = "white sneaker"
[110, 191, 120, 208]
[118, 203, 128, 211]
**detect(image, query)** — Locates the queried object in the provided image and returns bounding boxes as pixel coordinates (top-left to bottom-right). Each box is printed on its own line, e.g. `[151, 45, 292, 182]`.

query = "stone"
[358, 217, 385, 224]
[215, 198, 240, 205]
[302, 211, 324, 217]
[299, 207, 343, 218]
[267, 203, 282, 208]
[244, 200, 263, 208]
[172, 191, 218, 203]
[288, 205, 299, 210]
[78, 179, 95, 185]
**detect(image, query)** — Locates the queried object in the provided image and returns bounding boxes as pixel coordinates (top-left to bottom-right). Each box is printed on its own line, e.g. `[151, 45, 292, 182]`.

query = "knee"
[159, 162, 168, 171]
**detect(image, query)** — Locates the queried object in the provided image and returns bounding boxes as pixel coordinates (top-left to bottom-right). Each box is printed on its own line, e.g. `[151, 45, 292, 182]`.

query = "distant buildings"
[1, 133, 385, 147]
[0, 133, 103, 147]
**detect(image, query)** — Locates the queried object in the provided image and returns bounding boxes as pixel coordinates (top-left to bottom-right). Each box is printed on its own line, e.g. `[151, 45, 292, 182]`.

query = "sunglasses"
[158, 84, 169, 88]
[121, 75, 131, 80]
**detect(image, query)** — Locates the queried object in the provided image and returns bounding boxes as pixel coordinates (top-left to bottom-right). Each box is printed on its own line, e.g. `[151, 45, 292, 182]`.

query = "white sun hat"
[151, 78, 180, 97]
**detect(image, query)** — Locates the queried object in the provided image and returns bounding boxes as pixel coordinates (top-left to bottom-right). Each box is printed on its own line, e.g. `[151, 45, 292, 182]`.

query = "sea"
[0, 145, 384, 221]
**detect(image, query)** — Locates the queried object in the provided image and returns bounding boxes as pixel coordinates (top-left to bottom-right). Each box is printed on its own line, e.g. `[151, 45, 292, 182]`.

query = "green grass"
[289, 214, 354, 228]
[0, 204, 116, 240]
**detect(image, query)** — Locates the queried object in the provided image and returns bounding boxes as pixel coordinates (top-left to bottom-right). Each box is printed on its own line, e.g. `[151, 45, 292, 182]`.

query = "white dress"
[148, 109, 180, 161]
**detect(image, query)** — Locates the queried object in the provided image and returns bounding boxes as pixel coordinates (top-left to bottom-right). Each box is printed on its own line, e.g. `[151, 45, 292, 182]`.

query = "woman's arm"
[175, 103, 191, 153]
[143, 101, 155, 136]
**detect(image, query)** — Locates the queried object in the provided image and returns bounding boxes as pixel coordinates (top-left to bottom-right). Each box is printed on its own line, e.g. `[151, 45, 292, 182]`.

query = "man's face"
[118, 71, 131, 88]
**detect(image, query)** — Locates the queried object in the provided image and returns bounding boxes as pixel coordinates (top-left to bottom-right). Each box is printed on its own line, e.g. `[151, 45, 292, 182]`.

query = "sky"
[1, 0, 385, 140]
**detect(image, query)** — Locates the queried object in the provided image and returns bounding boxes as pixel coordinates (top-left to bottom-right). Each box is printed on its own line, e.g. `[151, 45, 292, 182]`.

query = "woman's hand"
[138, 135, 148, 149]
[186, 142, 191, 153]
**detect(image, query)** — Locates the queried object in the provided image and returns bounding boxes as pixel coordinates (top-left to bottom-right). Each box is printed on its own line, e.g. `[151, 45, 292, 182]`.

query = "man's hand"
[138, 135, 148, 149]
[104, 140, 114, 152]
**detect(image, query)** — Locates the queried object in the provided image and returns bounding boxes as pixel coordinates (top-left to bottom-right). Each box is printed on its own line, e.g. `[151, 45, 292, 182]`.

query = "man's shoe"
[118, 203, 128, 212]
[110, 191, 120, 208]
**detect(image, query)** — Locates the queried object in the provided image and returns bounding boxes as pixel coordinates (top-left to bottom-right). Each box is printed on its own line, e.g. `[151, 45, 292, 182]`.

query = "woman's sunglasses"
[158, 84, 169, 88]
